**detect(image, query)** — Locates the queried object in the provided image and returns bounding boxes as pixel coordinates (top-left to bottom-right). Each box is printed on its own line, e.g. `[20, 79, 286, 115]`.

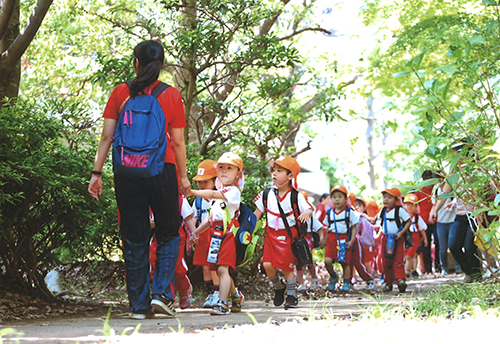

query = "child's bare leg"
[217, 265, 234, 302]
[264, 262, 284, 289]
[325, 257, 335, 277]
[308, 263, 318, 279]
[296, 267, 305, 285]
[211, 270, 220, 286]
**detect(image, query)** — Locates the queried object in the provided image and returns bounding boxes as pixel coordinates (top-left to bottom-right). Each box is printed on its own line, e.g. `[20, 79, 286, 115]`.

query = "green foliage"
[0, 99, 120, 298]
[410, 282, 500, 318]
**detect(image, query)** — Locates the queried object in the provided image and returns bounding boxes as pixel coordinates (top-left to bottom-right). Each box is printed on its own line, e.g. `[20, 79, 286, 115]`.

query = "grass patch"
[408, 281, 500, 318]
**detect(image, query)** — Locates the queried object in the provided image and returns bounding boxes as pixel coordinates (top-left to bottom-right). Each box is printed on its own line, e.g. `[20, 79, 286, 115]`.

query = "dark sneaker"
[397, 280, 407, 293]
[210, 300, 230, 315]
[382, 283, 393, 292]
[284, 295, 298, 309]
[273, 285, 286, 307]
[151, 294, 176, 316]
[231, 289, 244, 313]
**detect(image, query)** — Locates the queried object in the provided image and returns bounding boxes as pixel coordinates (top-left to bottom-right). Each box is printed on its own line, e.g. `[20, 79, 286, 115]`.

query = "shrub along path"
[0, 274, 463, 343]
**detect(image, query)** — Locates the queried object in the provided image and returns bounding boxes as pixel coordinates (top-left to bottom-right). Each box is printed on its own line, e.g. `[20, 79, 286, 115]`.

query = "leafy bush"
[0, 99, 120, 298]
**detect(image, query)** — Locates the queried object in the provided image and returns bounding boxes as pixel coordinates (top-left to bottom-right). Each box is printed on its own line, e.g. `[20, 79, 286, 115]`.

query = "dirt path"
[0, 275, 462, 343]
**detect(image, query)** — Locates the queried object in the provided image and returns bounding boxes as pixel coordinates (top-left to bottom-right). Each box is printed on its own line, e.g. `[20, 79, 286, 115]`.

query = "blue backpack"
[112, 81, 170, 178]
[233, 203, 258, 266]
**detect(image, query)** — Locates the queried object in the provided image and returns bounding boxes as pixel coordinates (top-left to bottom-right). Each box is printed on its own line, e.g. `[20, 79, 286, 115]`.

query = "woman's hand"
[88, 175, 103, 201]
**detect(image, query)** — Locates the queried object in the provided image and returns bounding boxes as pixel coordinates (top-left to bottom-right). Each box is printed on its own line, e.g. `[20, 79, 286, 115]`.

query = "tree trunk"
[0, 0, 20, 102]
[366, 96, 377, 191]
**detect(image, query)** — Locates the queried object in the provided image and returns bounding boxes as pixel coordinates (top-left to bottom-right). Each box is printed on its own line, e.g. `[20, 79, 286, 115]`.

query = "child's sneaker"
[310, 278, 318, 291]
[283, 295, 298, 309]
[382, 283, 393, 292]
[328, 276, 338, 291]
[273, 282, 286, 307]
[202, 293, 214, 308]
[397, 280, 407, 293]
[210, 300, 230, 315]
[366, 280, 375, 290]
[297, 283, 308, 292]
[230, 289, 244, 313]
[341, 282, 351, 292]
[178, 286, 193, 309]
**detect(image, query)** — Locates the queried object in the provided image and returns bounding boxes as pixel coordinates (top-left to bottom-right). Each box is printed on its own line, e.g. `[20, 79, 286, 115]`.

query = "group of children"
[164, 152, 432, 316]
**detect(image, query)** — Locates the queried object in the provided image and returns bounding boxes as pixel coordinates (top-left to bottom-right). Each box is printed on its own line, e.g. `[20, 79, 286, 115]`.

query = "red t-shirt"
[103, 80, 186, 164]
[416, 185, 434, 224]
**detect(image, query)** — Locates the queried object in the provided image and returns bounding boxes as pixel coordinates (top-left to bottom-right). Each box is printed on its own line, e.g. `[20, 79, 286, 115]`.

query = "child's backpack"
[231, 203, 258, 266]
[112, 81, 170, 178]
[379, 206, 413, 248]
[262, 187, 308, 234]
[194, 196, 209, 226]
[326, 207, 353, 240]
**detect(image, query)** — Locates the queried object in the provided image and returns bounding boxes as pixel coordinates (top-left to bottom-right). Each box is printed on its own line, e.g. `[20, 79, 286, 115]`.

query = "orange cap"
[403, 193, 419, 204]
[330, 185, 348, 196]
[381, 187, 402, 198]
[269, 156, 301, 188]
[348, 192, 357, 206]
[355, 197, 367, 207]
[193, 159, 218, 181]
[300, 190, 309, 199]
[365, 200, 380, 217]
[215, 152, 243, 170]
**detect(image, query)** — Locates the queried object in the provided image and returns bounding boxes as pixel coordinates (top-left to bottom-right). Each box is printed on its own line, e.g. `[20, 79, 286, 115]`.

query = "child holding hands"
[403, 193, 428, 278]
[187, 153, 244, 315]
[253, 156, 313, 309]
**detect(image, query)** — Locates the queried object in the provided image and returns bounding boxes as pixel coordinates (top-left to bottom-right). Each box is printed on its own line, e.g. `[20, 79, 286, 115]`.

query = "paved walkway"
[0, 275, 462, 343]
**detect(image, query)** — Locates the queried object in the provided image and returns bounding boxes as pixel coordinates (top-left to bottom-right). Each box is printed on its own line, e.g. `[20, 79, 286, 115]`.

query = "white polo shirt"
[410, 214, 428, 233]
[254, 187, 312, 230]
[210, 185, 241, 222]
[376, 206, 410, 235]
[326, 208, 359, 234]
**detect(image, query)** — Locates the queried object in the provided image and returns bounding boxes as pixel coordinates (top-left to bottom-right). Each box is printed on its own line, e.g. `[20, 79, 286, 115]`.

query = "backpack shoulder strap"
[151, 82, 170, 98]
[195, 196, 202, 217]
[414, 213, 419, 229]
[379, 206, 387, 227]
[290, 188, 301, 219]
[262, 187, 271, 210]
[395, 206, 402, 228]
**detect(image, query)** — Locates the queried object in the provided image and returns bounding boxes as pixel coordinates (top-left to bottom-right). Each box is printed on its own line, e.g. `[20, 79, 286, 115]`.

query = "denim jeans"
[436, 222, 454, 272]
[422, 223, 439, 273]
[449, 215, 481, 276]
[115, 163, 181, 313]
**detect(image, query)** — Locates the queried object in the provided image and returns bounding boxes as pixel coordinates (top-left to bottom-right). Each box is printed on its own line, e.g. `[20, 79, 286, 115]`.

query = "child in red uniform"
[320, 185, 358, 292]
[371, 188, 412, 292]
[188, 153, 244, 315]
[403, 193, 428, 278]
[191, 160, 221, 308]
[254, 156, 313, 309]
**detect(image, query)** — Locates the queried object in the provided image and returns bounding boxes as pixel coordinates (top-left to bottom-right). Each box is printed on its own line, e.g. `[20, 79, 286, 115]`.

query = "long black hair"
[130, 40, 165, 98]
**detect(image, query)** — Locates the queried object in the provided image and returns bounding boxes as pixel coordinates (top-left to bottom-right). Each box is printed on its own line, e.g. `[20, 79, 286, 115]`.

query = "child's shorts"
[405, 231, 423, 258]
[325, 232, 351, 263]
[193, 229, 211, 266]
[262, 225, 298, 271]
[208, 226, 237, 272]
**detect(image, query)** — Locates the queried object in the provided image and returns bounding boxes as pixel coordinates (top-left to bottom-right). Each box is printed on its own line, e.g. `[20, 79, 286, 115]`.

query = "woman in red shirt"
[88, 40, 190, 319]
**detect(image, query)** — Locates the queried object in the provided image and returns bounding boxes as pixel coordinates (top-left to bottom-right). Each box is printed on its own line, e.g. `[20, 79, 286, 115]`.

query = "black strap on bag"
[273, 188, 313, 267]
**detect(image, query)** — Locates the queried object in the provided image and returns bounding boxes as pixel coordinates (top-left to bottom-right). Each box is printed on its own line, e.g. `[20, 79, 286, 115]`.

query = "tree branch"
[0, 0, 16, 43]
[0, 0, 53, 75]
[278, 27, 332, 41]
